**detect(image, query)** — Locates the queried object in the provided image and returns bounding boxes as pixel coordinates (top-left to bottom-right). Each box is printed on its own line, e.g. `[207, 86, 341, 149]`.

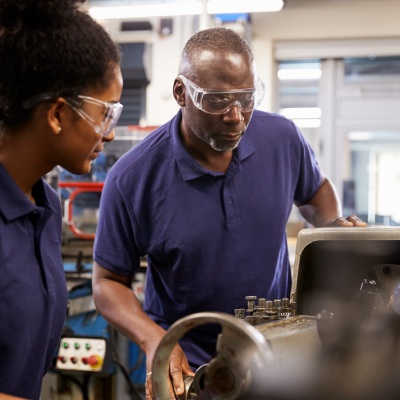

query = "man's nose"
[222, 101, 243, 123]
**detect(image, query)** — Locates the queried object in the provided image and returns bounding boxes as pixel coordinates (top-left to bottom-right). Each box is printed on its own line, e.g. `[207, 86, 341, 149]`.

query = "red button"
[87, 355, 100, 367]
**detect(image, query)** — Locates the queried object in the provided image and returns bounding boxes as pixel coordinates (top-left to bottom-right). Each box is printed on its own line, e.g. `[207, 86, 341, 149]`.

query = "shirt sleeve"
[93, 171, 141, 276]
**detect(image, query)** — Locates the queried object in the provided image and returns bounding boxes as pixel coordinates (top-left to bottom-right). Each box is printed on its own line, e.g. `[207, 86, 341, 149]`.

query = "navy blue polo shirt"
[94, 109, 322, 368]
[0, 164, 68, 399]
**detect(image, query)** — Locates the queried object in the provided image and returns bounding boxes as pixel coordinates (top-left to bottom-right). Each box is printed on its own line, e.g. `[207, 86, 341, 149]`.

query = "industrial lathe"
[152, 227, 400, 400]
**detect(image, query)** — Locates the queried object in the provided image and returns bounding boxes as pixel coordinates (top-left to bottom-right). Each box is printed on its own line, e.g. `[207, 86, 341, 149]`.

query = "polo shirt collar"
[170, 110, 256, 181]
[0, 163, 53, 221]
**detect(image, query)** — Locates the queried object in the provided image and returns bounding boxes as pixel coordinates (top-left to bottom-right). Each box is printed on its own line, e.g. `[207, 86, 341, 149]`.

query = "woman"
[0, 0, 123, 398]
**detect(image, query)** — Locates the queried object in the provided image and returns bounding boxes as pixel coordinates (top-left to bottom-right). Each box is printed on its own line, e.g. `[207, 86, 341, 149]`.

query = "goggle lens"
[202, 91, 257, 114]
[179, 75, 265, 115]
[68, 95, 123, 137]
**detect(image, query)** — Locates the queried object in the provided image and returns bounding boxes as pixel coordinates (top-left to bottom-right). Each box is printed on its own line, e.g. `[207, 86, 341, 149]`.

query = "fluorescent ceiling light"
[207, 0, 284, 14]
[347, 131, 374, 141]
[291, 119, 321, 128]
[279, 108, 321, 128]
[280, 107, 321, 119]
[278, 68, 322, 81]
[89, 1, 203, 19]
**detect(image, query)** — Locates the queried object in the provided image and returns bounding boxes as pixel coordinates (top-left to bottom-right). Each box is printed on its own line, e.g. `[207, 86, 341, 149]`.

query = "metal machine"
[152, 226, 400, 400]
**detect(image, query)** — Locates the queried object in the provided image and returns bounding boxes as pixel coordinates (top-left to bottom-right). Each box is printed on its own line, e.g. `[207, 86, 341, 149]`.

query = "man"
[92, 27, 365, 399]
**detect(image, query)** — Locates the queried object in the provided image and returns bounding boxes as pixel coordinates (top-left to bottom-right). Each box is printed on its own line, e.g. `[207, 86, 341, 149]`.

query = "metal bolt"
[383, 265, 392, 275]
[245, 296, 257, 313]
[234, 308, 245, 319]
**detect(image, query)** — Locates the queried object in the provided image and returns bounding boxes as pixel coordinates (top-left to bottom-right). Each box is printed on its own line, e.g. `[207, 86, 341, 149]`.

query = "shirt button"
[227, 198, 233, 204]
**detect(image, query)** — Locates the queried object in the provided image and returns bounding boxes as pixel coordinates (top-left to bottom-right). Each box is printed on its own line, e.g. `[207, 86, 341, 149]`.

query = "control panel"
[55, 336, 112, 373]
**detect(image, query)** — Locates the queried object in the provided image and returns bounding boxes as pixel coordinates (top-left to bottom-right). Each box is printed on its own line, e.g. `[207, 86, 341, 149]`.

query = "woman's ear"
[173, 78, 185, 107]
[47, 97, 68, 134]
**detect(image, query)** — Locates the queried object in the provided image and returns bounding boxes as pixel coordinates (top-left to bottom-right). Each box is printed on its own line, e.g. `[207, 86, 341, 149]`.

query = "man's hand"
[328, 214, 367, 227]
[145, 343, 194, 400]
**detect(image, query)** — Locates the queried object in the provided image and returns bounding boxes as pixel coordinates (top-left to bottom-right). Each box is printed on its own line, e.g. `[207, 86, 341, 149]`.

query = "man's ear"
[47, 97, 68, 134]
[173, 78, 186, 107]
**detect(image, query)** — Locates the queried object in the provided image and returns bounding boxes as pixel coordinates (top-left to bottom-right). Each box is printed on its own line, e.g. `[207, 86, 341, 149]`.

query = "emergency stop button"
[87, 354, 102, 368]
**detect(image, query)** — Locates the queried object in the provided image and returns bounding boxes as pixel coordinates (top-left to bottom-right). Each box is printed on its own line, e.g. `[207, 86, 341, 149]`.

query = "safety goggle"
[23, 94, 123, 137]
[178, 75, 266, 115]
[66, 95, 123, 137]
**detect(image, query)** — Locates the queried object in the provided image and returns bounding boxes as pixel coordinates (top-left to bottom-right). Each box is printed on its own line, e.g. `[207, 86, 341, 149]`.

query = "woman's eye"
[101, 108, 113, 122]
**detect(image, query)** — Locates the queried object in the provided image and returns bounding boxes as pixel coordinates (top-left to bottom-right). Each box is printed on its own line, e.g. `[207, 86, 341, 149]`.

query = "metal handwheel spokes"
[152, 312, 272, 400]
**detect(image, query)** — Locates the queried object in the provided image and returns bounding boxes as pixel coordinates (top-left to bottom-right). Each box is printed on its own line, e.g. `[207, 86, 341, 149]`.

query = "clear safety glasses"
[178, 75, 266, 115]
[66, 95, 123, 137]
[23, 94, 123, 137]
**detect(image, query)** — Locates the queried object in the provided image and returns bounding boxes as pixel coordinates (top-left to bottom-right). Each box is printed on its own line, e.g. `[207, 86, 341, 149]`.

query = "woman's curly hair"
[0, 0, 121, 131]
